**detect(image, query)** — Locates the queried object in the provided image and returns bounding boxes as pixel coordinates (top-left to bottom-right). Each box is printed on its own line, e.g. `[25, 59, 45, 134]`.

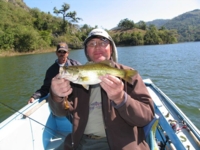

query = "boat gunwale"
[145, 80, 200, 140]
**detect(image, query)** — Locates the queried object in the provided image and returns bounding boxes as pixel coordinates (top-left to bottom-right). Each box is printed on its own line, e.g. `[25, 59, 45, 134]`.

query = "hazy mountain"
[164, 9, 200, 41]
[146, 19, 170, 28]
[146, 9, 200, 41]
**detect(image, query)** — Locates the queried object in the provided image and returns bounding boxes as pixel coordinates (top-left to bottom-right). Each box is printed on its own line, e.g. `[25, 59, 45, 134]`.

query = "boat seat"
[45, 115, 72, 150]
[144, 114, 160, 150]
[45, 110, 159, 150]
[46, 131, 69, 150]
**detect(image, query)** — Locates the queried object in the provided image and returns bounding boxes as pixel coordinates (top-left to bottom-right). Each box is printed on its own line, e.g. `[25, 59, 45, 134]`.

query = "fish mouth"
[61, 74, 79, 82]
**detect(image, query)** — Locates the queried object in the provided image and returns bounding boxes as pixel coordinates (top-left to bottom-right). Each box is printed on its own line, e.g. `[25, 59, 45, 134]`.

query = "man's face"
[56, 50, 69, 64]
[86, 38, 112, 62]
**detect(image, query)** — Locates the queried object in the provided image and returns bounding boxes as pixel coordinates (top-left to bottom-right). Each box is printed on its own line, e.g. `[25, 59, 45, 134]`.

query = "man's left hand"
[99, 75, 124, 105]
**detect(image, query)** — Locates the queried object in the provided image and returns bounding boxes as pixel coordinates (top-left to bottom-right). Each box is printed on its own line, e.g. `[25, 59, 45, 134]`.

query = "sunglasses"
[57, 50, 68, 54]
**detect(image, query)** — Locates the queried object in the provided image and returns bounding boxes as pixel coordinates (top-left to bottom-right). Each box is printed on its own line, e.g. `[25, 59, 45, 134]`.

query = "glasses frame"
[86, 39, 110, 48]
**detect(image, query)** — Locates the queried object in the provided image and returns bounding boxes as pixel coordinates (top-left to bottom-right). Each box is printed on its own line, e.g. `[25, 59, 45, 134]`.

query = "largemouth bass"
[59, 60, 137, 90]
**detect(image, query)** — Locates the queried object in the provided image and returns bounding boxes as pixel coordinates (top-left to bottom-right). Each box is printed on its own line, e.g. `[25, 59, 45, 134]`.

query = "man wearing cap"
[48, 29, 154, 150]
[28, 42, 81, 103]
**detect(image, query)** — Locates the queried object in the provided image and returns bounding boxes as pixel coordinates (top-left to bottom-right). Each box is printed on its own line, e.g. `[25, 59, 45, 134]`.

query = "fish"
[59, 60, 137, 90]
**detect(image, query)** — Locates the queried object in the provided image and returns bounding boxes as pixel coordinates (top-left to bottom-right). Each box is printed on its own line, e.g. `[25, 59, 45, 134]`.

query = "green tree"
[144, 25, 162, 45]
[158, 30, 177, 44]
[112, 34, 120, 45]
[39, 30, 52, 45]
[136, 32, 144, 45]
[137, 21, 147, 30]
[0, 28, 14, 50]
[14, 26, 48, 52]
[53, 3, 82, 33]
[118, 18, 135, 29]
[159, 26, 166, 30]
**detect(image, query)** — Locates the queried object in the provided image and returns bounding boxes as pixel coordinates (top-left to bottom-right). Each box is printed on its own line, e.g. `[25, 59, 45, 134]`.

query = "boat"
[144, 79, 200, 150]
[0, 79, 199, 150]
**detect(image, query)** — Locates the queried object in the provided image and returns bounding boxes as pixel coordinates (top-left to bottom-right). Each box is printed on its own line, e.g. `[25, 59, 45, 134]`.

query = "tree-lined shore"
[2, 0, 199, 57]
[0, 48, 55, 57]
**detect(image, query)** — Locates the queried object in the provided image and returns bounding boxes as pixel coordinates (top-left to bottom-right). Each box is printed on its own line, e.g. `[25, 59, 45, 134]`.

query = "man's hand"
[51, 74, 72, 102]
[99, 74, 124, 105]
[28, 97, 35, 104]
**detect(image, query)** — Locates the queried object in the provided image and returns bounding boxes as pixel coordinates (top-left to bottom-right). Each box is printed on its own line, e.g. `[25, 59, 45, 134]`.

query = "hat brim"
[57, 48, 68, 52]
[84, 35, 110, 46]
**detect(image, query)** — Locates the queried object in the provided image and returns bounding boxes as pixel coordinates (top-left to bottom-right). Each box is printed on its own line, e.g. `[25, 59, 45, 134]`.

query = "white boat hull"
[0, 79, 199, 150]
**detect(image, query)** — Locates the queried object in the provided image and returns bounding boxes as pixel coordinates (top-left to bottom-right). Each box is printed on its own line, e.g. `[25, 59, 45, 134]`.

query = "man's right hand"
[28, 97, 35, 104]
[51, 74, 72, 102]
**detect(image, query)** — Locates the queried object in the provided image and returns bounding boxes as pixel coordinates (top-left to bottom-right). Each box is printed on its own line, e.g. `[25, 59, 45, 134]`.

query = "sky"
[23, 0, 200, 30]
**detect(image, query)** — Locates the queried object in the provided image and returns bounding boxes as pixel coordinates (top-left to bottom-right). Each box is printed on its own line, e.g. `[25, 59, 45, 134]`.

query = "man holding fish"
[48, 29, 154, 150]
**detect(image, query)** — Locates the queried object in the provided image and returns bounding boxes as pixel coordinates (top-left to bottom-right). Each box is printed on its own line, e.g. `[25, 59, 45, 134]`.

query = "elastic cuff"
[112, 92, 127, 109]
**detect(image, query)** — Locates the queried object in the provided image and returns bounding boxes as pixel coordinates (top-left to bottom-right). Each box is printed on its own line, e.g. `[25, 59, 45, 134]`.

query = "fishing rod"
[0, 100, 67, 139]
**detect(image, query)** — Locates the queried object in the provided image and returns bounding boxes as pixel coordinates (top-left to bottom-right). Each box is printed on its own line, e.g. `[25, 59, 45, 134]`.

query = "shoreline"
[0, 48, 56, 57]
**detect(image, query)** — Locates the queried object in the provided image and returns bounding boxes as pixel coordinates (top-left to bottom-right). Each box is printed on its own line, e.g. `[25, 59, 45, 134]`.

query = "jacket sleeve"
[115, 72, 154, 127]
[117, 74, 154, 127]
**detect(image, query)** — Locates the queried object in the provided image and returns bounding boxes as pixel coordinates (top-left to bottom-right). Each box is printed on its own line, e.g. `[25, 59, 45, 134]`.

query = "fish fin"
[85, 61, 93, 65]
[59, 66, 68, 74]
[99, 60, 115, 67]
[85, 60, 114, 67]
[59, 66, 64, 74]
[79, 76, 90, 90]
[80, 76, 90, 81]
[82, 84, 89, 90]
[59, 66, 66, 78]
[123, 69, 138, 84]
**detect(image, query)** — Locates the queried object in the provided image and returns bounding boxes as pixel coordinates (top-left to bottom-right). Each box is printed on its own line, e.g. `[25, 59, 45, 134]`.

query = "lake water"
[0, 42, 199, 130]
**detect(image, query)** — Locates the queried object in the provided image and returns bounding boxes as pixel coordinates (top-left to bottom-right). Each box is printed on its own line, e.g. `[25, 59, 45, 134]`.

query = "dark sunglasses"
[57, 50, 67, 54]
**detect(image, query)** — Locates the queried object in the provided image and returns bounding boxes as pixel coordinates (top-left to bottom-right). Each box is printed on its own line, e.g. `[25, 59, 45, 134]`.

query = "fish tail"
[123, 69, 138, 83]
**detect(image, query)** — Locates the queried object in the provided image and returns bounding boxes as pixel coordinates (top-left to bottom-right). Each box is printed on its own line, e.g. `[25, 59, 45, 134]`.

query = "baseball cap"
[56, 42, 68, 52]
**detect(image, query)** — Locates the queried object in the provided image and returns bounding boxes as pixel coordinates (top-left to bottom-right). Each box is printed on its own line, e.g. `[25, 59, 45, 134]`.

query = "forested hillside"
[164, 9, 200, 42]
[0, 0, 91, 53]
[146, 9, 200, 42]
[110, 18, 177, 46]
[146, 19, 170, 28]
[1, 0, 193, 53]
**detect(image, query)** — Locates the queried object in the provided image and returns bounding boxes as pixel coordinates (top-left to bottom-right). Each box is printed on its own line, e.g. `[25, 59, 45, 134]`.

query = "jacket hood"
[83, 28, 118, 62]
